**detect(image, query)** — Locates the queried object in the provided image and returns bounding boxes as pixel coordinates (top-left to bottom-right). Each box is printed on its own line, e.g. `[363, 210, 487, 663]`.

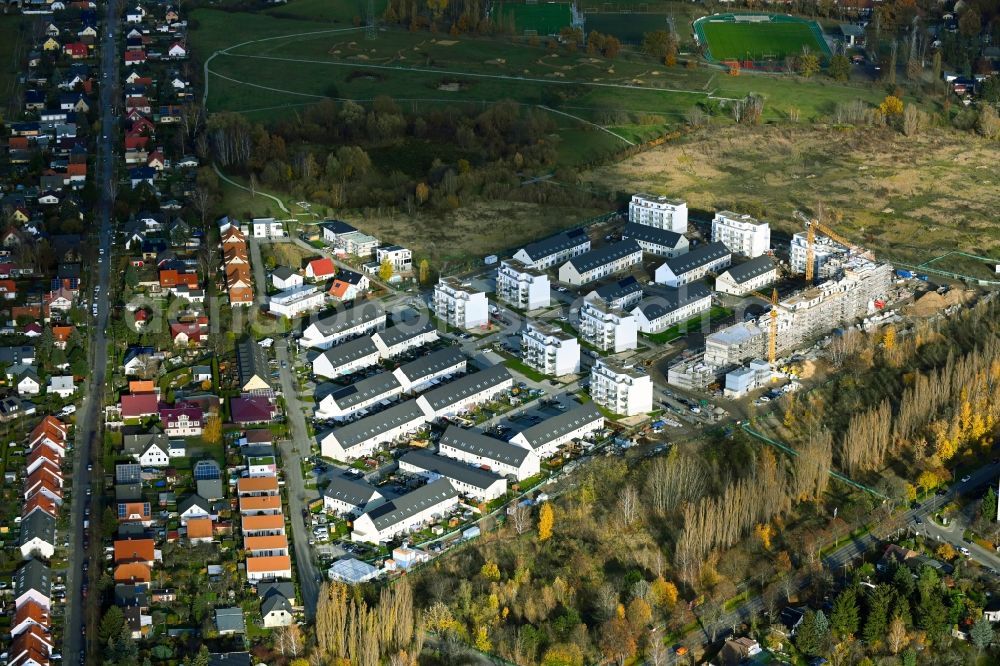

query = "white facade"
[371, 326, 439, 358]
[496, 259, 550, 311]
[248, 218, 284, 238]
[711, 212, 770, 258]
[632, 290, 712, 334]
[398, 454, 507, 502]
[136, 444, 169, 467]
[789, 231, 849, 279]
[47, 376, 75, 398]
[415, 367, 513, 419]
[319, 402, 428, 461]
[300, 307, 386, 350]
[521, 322, 580, 376]
[271, 270, 303, 291]
[628, 194, 688, 233]
[558, 240, 642, 286]
[512, 229, 591, 270]
[315, 378, 403, 421]
[705, 322, 766, 368]
[376, 245, 412, 272]
[654, 243, 732, 287]
[350, 480, 459, 544]
[433, 278, 488, 330]
[714, 259, 778, 296]
[590, 359, 653, 417]
[437, 431, 541, 482]
[509, 405, 605, 459]
[579, 300, 638, 353]
[312, 339, 381, 379]
[268, 285, 325, 318]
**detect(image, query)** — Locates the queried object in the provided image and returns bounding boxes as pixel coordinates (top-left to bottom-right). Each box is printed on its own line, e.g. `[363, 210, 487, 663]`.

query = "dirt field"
[261, 243, 318, 271]
[351, 201, 606, 270]
[583, 125, 1000, 266]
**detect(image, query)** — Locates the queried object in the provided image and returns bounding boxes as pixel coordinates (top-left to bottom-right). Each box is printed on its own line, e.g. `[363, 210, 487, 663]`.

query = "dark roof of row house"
[362, 478, 458, 530]
[395, 346, 466, 384]
[317, 336, 380, 369]
[564, 239, 641, 275]
[372, 319, 435, 349]
[439, 425, 534, 467]
[621, 222, 687, 249]
[15, 559, 51, 597]
[518, 228, 589, 262]
[399, 449, 503, 490]
[513, 403, 604, 450]
[719, 256, 777, 284]
[418, 364, 512, 412]
[634, 282, 713, 320]
[325, 372, 401, 410]
[589, 275, 643, 304]
[311, 303, 385, 336]
[19, 510, 55, 547]
[323, 476, 380, 507]
[271, 266, 297, 281]
[325, 399, 427, 449]
[236, 338, 272, 390]
[660, 241, 731, 276]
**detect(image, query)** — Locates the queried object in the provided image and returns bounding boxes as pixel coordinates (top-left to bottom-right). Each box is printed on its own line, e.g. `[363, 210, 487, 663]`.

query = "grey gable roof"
[14, 559, 51, 597]
[565, 239, 641, 274]
[179, 494, 211, 514]
[622, 222, 686, 248]
[236, 338, 272, 390]
[318, 336, 380, 368]
[312, 303, 385, 336]
[272, 266, 297, 281]
[439, 425, 532, 467]
[324, 476, 379, 507]
[257, 581, 295, 603]
[20, 510, 56, 546]
[662, 241, 730, 276]
[373, 319, 434, 348]
[418, 364, 511, 411]
[327, 372, 401, 409]
[519, 228, 589, 262]
[513, 402, 604, 450]
[123, 432, 169, 456]
[720, 256, 776, 285]
[592, 275, 642, 303]
[399, 450, 503, 490]
[635, 282, 712, 320]
[262, 593, 293, 616]
[362, 478, 458, 530]
[326, 399, 427, 450]
[396, 346, 466, 383]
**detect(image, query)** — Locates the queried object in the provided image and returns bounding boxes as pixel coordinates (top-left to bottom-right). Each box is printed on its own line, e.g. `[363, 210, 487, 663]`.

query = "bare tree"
[646, 629, 669, 666]
[510, 503, 532, 536]
[617, 485, 641, 528]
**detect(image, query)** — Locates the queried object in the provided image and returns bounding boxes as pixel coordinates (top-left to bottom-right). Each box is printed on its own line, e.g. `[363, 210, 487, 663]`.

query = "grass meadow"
[701, 20, 825, 62]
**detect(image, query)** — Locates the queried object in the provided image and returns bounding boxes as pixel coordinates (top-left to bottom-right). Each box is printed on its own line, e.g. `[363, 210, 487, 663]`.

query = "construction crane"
[795, 210, 875, 283]
[750, 288, 781, 367]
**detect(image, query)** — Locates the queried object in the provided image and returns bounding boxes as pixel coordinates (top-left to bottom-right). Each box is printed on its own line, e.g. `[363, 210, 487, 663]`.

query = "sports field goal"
[524, 28, 538, 37]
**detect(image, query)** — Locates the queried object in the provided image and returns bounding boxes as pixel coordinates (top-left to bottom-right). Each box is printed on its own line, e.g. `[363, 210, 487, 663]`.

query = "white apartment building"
[578, 299, 637, 353]
[631, 283, 713, 334]
[711, 211, 771, 258]
[315, 372, 403, 420]
[312, 337, 382, 378]
[628, 193, 688, 233]
[513, 228, 591, 270]
[789, 231, 849, 279]
[398, 450, 507, 502]
[318, 399, 428, 461]
[247, 217, 284, 238]
[704, 322, 767, 368]
[433, 277, 489, 330]
[268, 285, 325, 318]
[437, 425, 540, 481]
[621, 223, 689, 257]
[376, 245, 413, 272]
[590, 358, 653, 417]
[415, 365, 513, 419]
[351, 479, 459, 543]
[714, 256, 778, 296]
[300, 303, 386, 349]
[371, 320, 438, 357]
[558, 239, 642, 286]
[392, 346, 467, 393]
[654, 242, 732, 287]
[521, 321, 580, 376]
[496, 259, 550, 310]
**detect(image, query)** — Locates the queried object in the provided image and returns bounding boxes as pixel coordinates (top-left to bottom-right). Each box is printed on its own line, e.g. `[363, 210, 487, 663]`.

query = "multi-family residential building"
[558, 240, 642, 286]
[704, 322, 767, 367]
[415, 365, 513, 419]
[323, 477, 384, 517]
[628, 193, 688, 233]
[318, 399, 428, 461]
[631, 283, 713, 334]
[654, 242, 732, 287]
[315, 372, 403, 420]
[590, 358, 653, 417]
[621, 222, 689, 257]
[392, 346, 467, 393]
[312, 337, 382, 378]
[520, 321, 580, 376]
[714, 256, 778, 296]
[267, 285, 325, 318]
[789, 231, 849, 279]
[300, 303, 386, 349]
[578, 299, 638, 353]
[512, 228, 591, 270]
[584, 275, 644, 311]
[711, 211, 771, 258]
[371, 320, 438, 357]
[496, 259, 550, 310]
[375, 245, 412, 272]
[436, 425, 540, 481]
[350, 479, 459, 543]
[398, 450, 507, 502]
[509, 403, 604, 459]
[433, 277, 488, 330]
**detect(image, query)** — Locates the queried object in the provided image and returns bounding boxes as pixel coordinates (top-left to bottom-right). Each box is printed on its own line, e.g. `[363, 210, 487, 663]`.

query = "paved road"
[63, 0, 119, 660]
[274, 339, 322, 616]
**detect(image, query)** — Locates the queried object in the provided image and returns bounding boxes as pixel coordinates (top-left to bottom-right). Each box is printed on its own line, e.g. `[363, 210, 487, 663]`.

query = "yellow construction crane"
[750, 288, 781, 367]
[796, 210, 874, 283]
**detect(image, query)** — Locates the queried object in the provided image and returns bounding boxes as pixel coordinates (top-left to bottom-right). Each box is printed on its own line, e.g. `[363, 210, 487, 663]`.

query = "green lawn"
[641, 306, 732, 344]
[0, 16, 26, 116]
[700, 19, 826, 62]
[495, 2, 573, 35]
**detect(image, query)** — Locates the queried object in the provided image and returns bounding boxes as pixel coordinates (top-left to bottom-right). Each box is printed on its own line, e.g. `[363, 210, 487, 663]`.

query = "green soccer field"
[497, 3, 573, 35]
[701, 20, 825, 61]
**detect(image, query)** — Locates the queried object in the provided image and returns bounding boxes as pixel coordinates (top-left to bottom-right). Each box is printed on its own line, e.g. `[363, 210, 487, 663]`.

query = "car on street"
[961, 475, 972, 483]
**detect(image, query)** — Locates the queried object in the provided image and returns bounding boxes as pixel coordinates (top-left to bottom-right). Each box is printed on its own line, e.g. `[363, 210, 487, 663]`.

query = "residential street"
[64, 0, 119, 659]
[274, 338, 322, 616]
